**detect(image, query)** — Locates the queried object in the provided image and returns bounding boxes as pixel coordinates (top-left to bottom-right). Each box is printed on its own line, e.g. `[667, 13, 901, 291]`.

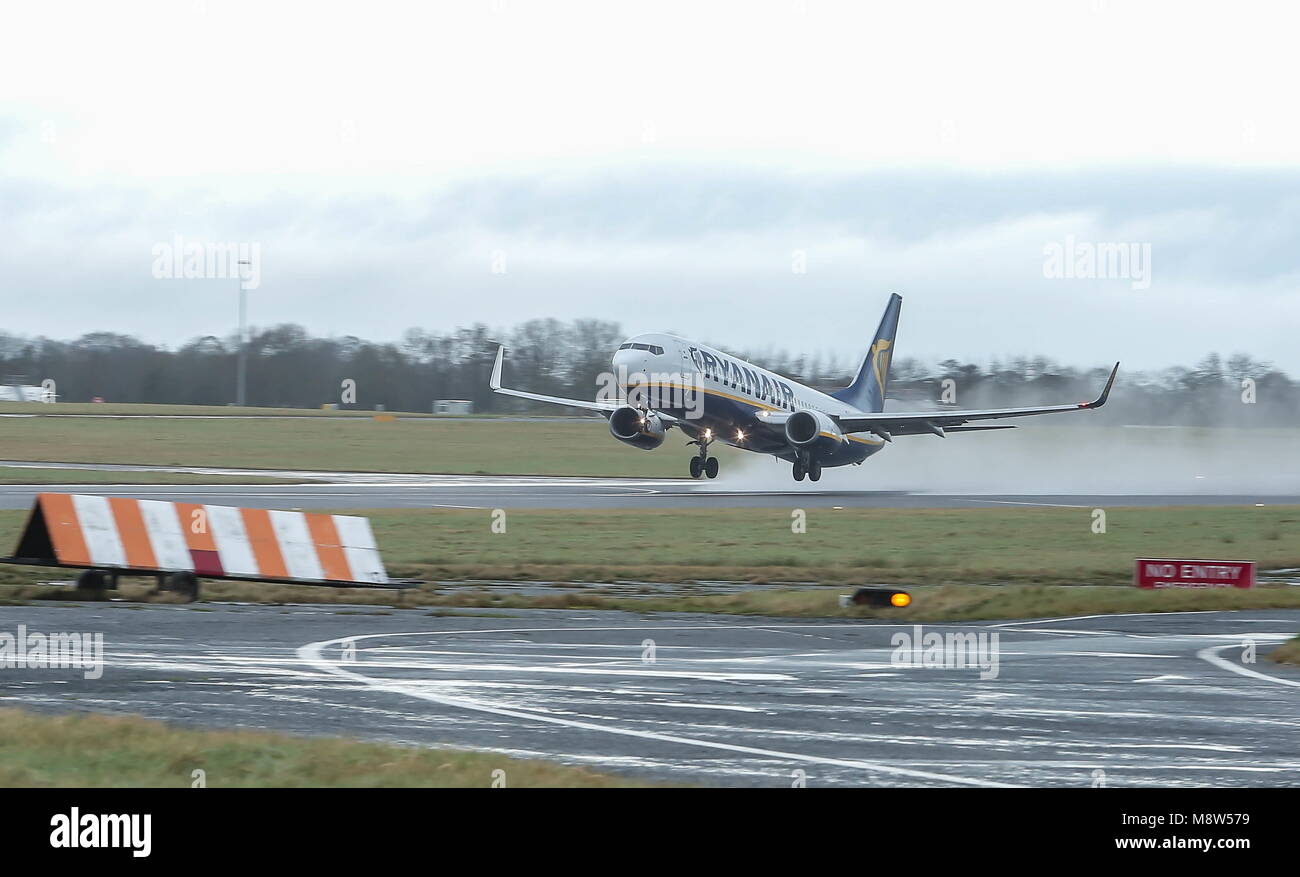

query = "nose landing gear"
[687, 433, 719, 479]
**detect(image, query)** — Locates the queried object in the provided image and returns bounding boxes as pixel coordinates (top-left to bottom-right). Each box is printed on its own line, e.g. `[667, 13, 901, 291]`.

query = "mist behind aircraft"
[702, 425, 1300, 495]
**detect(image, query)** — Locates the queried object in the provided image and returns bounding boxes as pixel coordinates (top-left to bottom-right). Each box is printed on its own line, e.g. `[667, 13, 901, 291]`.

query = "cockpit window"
[619, 342, 664, 354]
[649, 345, 663, 355]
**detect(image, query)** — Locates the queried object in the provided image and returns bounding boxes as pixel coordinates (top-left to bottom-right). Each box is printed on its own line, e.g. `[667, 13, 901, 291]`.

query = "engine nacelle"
[609, 406, 667, 450]
[785, 409, 844, 447]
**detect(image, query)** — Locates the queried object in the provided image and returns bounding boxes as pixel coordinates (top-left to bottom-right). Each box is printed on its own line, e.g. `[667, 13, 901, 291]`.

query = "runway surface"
[3, 602, 1297, 787]
[2, 462, 1298, 510]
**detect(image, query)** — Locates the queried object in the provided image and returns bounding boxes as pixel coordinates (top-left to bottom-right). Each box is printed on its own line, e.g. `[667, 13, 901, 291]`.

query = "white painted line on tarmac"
[1197, 643, 1300, 689]
[989, 611, 1221, 629]
[297, 625, 1021, 788]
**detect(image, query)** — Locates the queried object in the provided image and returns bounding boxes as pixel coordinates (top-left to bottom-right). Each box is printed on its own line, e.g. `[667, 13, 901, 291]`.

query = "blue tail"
[831, 293, 901, 413]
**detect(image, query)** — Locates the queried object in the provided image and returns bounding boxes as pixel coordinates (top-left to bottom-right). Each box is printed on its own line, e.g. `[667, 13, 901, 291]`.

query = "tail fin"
[831, 293, 902, 413]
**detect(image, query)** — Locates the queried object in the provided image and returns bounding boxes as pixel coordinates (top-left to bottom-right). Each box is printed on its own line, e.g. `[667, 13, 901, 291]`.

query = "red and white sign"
[1134, 558, 1255, 589]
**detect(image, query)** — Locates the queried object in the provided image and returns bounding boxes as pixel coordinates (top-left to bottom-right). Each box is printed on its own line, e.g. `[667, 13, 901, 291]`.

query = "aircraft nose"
[613, 348, 650, 370]
[612, 348, 652, 391]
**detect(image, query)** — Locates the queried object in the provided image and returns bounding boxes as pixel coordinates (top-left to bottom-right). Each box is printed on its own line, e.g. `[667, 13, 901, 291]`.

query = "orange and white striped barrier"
[8, 493, 391, 587]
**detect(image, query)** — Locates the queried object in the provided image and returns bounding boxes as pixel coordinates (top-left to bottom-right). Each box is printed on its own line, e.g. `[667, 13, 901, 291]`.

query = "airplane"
[489, 293, 1119, 482]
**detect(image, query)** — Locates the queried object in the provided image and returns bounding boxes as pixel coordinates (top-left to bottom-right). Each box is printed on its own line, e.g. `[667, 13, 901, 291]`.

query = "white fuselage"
[612, 333, 884, 466]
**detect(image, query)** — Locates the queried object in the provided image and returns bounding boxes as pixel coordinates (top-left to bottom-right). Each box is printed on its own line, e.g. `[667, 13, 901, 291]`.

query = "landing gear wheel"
[164, 571, 200, 603]
[687, 431, 716, 481]
[808, 459, 822, 482]
[793, 461, 805, 482]
[75, 569, 109, 597]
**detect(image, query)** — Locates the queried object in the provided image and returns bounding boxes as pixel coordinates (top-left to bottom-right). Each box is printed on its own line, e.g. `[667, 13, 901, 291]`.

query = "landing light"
[736, 430, 745, 441]
[704, 429, 712, 438]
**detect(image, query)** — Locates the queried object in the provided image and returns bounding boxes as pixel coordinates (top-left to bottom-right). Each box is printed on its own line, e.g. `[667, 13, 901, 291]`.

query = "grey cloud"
[1, 158, 1298, 373]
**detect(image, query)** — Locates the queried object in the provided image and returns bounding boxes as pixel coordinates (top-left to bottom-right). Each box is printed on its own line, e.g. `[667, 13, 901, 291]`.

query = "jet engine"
[784, 409, 843, 447]
[609, 406, 667, 450]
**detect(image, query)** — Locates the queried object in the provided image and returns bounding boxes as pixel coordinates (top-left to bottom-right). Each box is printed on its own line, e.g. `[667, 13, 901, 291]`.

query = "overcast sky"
[3, 0, 1299, 373]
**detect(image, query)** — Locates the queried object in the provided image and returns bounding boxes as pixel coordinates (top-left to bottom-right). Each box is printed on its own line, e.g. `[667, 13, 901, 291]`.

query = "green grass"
[2, 505, 1297, 589]
[501, 583, 1300, 620]
[610, 583, 1300, 620]
[0, 466, 302, 485]
[10, 580, 1299, 622]
[0, 708, 658, 787]
[360, 505, 1300, 586]
[5, 409, 1299, 485]
[0, 401, 439, 418]
[2, 505, 1298, 621]
[1270, 637, 1300, 665]
[0, 414, 728, 476]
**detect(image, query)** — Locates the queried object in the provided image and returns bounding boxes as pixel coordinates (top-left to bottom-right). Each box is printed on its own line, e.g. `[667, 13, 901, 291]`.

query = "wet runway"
[3, 602, 1297, 787]
[1, 462, 1297, 510]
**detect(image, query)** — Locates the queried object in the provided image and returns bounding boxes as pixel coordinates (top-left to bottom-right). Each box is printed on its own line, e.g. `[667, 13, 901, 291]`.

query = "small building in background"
[0, 378, 54, 403]
[433, 399, 474, 415]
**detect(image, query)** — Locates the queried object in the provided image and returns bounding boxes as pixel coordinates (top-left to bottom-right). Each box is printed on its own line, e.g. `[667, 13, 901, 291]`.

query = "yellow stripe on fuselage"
[639, 381, 780, 412]
[637, 382, 883, 447]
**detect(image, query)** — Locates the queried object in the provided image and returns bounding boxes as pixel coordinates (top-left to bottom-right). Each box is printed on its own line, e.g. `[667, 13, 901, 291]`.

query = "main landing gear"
[687, 432, 719, 479]
[792, 454, 821, 482]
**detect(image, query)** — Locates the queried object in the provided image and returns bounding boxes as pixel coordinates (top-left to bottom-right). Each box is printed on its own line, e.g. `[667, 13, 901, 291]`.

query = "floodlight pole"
[236, 259, 251, 407]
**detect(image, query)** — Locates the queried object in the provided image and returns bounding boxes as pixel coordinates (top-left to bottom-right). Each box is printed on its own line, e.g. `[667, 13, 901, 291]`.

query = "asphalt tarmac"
[1, 462, 1297, 510]
[3, 602, 1297, 787]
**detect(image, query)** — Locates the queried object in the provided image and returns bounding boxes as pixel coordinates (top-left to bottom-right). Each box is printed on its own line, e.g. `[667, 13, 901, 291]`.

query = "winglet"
[1081, 362, 1120, 409]
[490, 345, 505, 391]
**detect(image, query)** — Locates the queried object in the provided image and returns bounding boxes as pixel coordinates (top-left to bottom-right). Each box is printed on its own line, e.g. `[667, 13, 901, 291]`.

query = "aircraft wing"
[833, 362, 1119, 438]
[489, 345, 623, 415]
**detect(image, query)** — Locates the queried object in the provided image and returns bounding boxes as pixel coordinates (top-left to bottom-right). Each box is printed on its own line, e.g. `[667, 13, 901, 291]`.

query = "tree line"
[0, 322, 1295, 426]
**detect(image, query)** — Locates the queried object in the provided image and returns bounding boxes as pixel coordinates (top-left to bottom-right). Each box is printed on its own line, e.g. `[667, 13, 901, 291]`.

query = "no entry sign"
[1134, 558, 1255, 589]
